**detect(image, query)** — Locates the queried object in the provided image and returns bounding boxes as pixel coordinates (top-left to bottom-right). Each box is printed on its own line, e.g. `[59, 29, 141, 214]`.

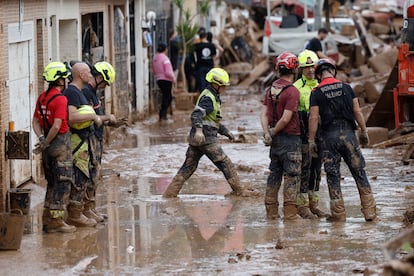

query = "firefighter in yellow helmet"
[293, 49, 327, 219]
[163, 68, 258, 198]
[63, 62, 103, 228]
[81, 61, 117, 223]
[32, 61, 75, 233]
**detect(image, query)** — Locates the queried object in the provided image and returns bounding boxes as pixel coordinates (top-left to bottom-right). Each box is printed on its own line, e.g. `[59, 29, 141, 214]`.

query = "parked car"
[262, 16, 315, 56]
[262, 15, 359, 63]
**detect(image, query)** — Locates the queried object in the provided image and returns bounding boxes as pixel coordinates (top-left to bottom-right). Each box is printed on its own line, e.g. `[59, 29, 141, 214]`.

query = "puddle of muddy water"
[84, 139, 412, 275]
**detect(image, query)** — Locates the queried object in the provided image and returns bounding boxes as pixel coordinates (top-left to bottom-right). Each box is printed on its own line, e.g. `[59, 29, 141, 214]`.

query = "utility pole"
[314, 0, 323, 31]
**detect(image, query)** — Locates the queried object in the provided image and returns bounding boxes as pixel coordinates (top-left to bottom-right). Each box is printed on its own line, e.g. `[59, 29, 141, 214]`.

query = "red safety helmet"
[275, 52, 299, 71]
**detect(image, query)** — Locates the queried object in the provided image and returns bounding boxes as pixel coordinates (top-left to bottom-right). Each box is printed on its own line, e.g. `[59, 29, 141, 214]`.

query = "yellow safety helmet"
[298, 50, 319, 68]
[93, 61, 116, 85]
[205, 68, 230, 86]
[71, 105, 95, 130]
[42, 61, 71, 82]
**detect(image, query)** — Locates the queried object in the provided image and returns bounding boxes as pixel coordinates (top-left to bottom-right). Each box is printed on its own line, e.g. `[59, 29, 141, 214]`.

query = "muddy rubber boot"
[265, 203, 279, 220]
[66, 202, 97, 227]
[297, 193, 317, 219]
[265, 185, 279, 220]
[42, 208, 51, 232]
[283, 204, 303, 221]
[83, 200, 105, 223]
[43, 208, 76, 233]
[359, 188, 377, 222]
[308, 191, 328, 218]
[226, 177, 260, 197]
[163, 175, 186, 198]
[326, 198, 346, 222]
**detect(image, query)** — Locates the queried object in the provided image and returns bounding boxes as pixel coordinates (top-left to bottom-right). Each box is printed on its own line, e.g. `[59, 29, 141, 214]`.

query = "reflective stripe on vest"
[202, 120, 219, 128]
[196, 89, 221, 125]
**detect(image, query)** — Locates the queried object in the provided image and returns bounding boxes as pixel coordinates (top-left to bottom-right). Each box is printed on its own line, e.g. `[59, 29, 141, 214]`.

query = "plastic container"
[0, 210, 25, 250]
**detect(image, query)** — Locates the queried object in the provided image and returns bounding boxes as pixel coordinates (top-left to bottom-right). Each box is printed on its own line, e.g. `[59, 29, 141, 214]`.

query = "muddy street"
[1, 88, 413, 275]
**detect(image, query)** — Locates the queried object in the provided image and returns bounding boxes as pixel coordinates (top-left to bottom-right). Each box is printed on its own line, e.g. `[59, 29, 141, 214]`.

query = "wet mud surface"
[1, 88, 413, 275]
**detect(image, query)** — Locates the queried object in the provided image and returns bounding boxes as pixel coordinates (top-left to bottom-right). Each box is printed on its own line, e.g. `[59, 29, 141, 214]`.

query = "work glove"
[224, 131, 235, 141]
[359, 131, 370, 147]
[33, 135, 48, 155]
[309, 140, 318, 158]
[107, 117, 129, 128]
[108, 114, 116, 124]
[192, 127, 205, 145]
[263, 130, 272, 146]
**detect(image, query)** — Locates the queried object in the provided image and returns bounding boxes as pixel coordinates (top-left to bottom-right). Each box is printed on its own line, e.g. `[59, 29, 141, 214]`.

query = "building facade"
[0, 0, 222, 212]
[0, 0, 149, 212]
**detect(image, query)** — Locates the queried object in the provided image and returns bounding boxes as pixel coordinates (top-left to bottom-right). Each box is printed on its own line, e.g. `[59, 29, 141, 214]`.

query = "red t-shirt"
[33, 88, 69, 134]
[263, 78, 300, 135]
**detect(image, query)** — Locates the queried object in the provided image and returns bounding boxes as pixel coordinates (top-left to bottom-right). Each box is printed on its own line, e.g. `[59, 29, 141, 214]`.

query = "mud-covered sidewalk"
[1, 88, 413, 275]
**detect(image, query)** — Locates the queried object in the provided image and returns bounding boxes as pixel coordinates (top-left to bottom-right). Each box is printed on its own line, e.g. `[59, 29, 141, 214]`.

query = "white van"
[262, 15, 358, 61]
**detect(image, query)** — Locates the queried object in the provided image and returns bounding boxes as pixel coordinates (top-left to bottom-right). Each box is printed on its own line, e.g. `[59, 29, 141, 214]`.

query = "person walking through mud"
[163, 68, 258, 198]
[260, 52, 302, 221]
[32, 61, 76, 233]
[64, 62, 102, 228]
[81, 61, 117, 223]
[308, 58, 377, 222]
[293, 50, 327, 219]
[153, 42, 176, 122]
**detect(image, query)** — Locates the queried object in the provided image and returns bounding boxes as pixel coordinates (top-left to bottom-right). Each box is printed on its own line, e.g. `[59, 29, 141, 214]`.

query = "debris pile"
[217, 1, 414, 162]
[219, 2, 402, 93]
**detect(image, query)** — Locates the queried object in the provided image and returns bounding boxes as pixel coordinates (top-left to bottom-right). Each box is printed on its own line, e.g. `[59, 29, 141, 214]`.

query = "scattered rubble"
[217, 1, 413, 163]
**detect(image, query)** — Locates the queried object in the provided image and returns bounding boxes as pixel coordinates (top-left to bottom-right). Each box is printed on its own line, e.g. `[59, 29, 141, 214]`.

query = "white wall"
[46, 0, 80, 61]
[135, 0, 149, 116]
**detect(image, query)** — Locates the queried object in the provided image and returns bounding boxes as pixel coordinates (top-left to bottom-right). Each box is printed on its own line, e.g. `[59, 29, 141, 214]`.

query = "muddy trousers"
[42, 133, 73, 211]
[298, 142, 325, 218]
[265, 134, 301, 220]
[163, 143, 243, 197]
[309, 152, 324, 213]
[83, 137, 105, 222]
[265, 174, 300, 220]
[65, 168, 96, 227]
[297, 144, 316, 218]
[42, 133, 75, 233]
[323, 127, 377, 221]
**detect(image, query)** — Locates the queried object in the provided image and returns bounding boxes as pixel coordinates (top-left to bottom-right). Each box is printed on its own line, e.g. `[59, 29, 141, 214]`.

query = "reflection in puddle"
[110, 133, 189, 149]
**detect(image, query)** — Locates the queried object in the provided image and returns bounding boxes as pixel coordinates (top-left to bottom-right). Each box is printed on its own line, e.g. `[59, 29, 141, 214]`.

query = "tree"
[173, 0, 210, 92]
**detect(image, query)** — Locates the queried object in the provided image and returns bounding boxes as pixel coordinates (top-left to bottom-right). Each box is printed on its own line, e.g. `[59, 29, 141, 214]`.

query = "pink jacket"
[152, 53, 175, 82]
